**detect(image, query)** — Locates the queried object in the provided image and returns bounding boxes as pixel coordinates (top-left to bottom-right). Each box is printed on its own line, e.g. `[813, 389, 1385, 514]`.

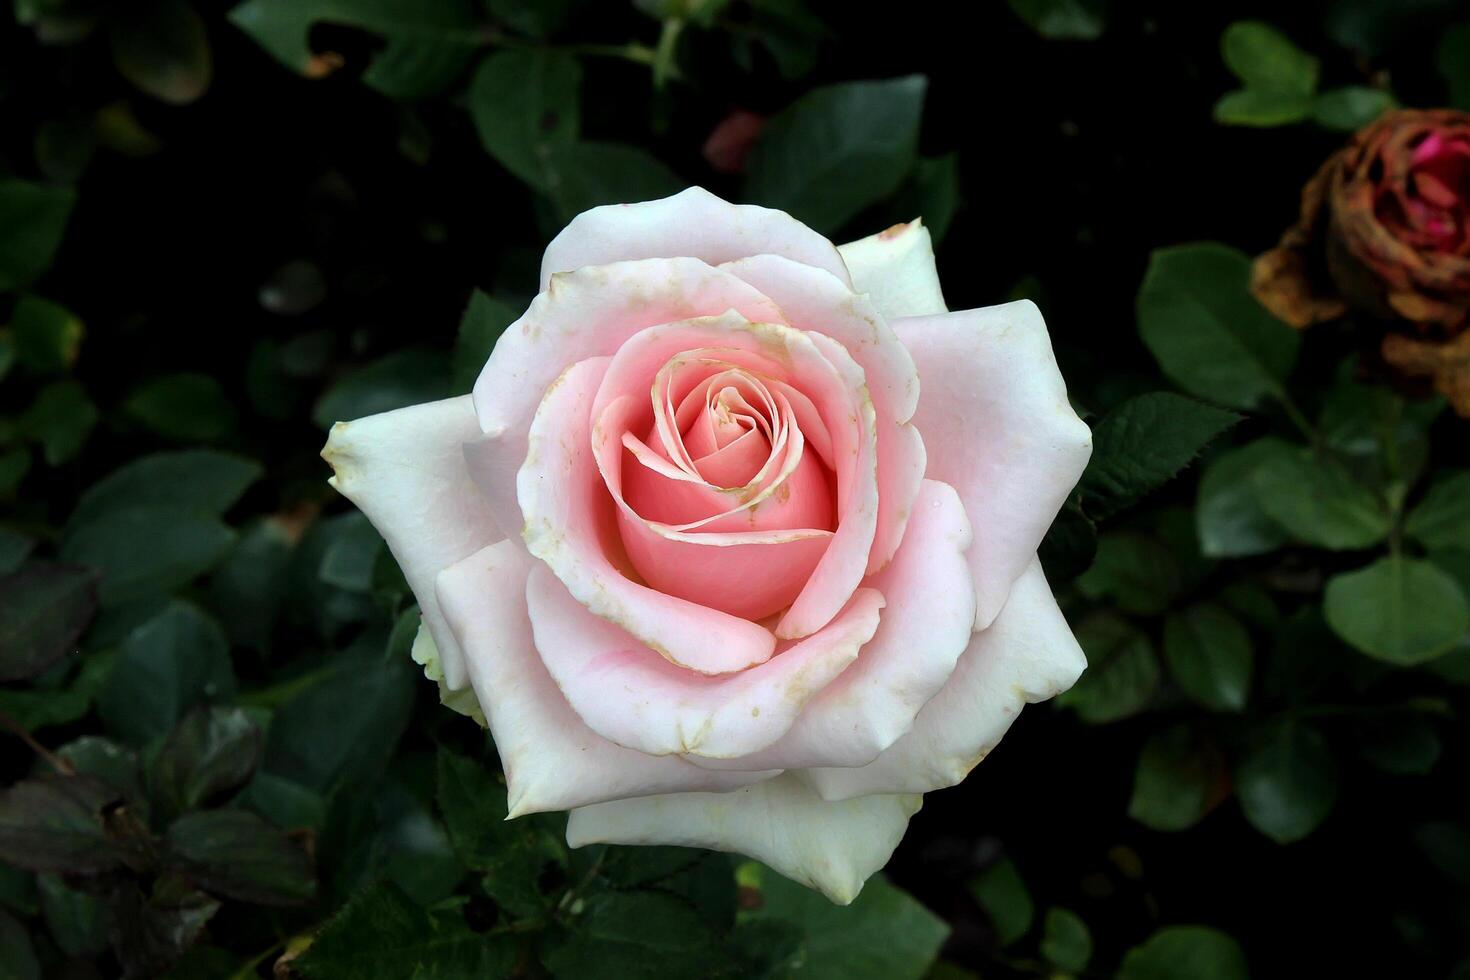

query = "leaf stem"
[0, 708, 74, 775]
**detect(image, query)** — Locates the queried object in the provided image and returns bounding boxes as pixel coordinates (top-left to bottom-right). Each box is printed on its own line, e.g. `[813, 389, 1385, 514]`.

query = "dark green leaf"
[542, 142, 683, 223]
[451, 291, 518, 394]
[1213, 88, 1314, 127]
[56, 736, 146, 806]
[313, 349, 450, 429]
[1236, 721, 1337, 843]
[967, 856, 1032, 946]
[19, 381, 97, 465]
[109, 875, 221, 980]
[0, 563, 98, 681]
[1163, 603, 1253, 711]
[0, 776, 125, 874]
[0, 449, 29, 497]
[68, 449, 261, 530]
[227, 0, 481, 99]
[1077, 532, 1180, 616]
[124, 373, 236, 443]
[1406, 470, 1470, 550]
[163, 809, 314, 905]
[317, 511, 385, 593]
[747, 76, 926, 233]
[1119, 926, 1249, 980]
[150, 706, 263, 823]
[1058, 613, 1159, 723]
[1312, 86, 1394, 130]
[1324, 557, 1469, 665]
[208, 517, 294, 651]
[467, 49, 581, 190]
[1040, 907, 1092, 971]
[1129, 725, 1226, 832]
[542, 889, 725, 979]
[1005, 0, 1105, 39]
[109, 0, 212, 104]
[1251, 446, 1389, 550]
[97, 601, 236, 745]
[739, 865, 947, 980]
[1136, 243, 1298, 409]
[1080, 392, 1239, 520]
[1195, 439, 1292, 557]
[62, 505, 235, 607]
[293, 880, 515, 979]
[0, 531, 34, 575]
[10, 294, 82, 374]
[38, 872, 109, 958]
[1438, 23, 1470, 110]
[1356, 714, 1441, 775]
[1038, 500, 1097, 584]
[0, 179, 75, 291]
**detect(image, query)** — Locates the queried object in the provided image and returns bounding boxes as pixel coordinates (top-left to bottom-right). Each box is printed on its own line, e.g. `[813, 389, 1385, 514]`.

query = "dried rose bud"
[1253, 109, 1470, 414]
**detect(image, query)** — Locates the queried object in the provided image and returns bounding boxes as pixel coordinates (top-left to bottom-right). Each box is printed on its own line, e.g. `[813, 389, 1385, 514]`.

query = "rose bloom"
[1254, 108, 1470, 414]
[322, 188, 1091, 903]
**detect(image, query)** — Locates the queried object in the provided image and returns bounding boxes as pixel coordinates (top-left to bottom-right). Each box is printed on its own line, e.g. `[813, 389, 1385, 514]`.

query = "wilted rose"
[1253, 108, 1470, 414]
[321, 188, 1091, 903]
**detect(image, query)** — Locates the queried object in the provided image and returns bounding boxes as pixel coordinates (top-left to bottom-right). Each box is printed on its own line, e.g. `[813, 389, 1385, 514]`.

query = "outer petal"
[519, 356, 779, 675]
[694, 480, 975, 772]
[802, 559, 1085, 801]
[539, 186, 851, 290]
[566, 772, 921, 905]
[894, 300, 1092, 628]
[837, 219, 948, 319]
[722, 254, 926, 574]
[527, 562, 884, 759]
[435, 540, 774, 817]
[467, 258, 785, 537]
[321, 395, 498, 691]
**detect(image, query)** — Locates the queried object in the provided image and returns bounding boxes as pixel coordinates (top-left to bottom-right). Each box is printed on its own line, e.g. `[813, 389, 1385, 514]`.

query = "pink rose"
[321, 188, 1091, 903]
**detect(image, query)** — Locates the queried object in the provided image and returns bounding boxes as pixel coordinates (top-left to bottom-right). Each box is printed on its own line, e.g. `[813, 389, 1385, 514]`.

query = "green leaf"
[436, 747, 565, 917]
[209, 517, 294, 651]
[317, 511, 385, 593]
[1312, 86, 1394, 130]
[150, 706, 263, 823]
[56, 736, 146, 806]
[0, 908, 39, 980]
[0, 563, 98, 681]
[37, 872, 109, 958]
[262, 644, 414, 792]
[967, 856, 1032, 946]
[542, 889, 726, 979]
[68, 449, 260, 530]
[1058, 613, 1159, 723]
[1077, 532, 1180, 616]
[109, 875, 220, 979]
[19, 381, 97, 465]
[1005, 0, 1105, 40]
[0, 531, 34, 575]
[61, 505, 235, 607]
[124, 373, 237, 443]
[97, 601, 236, 745]
[335, 777, 462, 908]
[1129, 725, 1225, 832]
[293, 881, 515, 979]
[1438, 23, 1470, 110]
[0, 776, 126, 874]
[313, 349, 450, 429]
[1250, 445, 1389, 550]
[1080, 392, 1239, 520]
[0, 179, 75, 292]
[1324, 557, 1469, 665]
[1196, 439, 1293, 557]
[227, 0, 482, 99]
[1356, 714, 1441, 775]
[0, 448, 29, 497]
[467, 49, 581, 191]
[485, 0, 578, 38]
[451, 291, 518, 394]
[541, 142, 684, 223]
[1220, 21, 1318, 94]
[739, 866, 948, 980]
[109, 0, 212, 104]
[163, 809, 315, 905]
[1040, 907, 1092, 971]
[1406, 471, 1470, 550]
[1163, 603, 1253, 712]
[1038, 500, 1097, 584]
[1119, 926, 1249, 980]
[1213, 87, 1314, 127]
[10, 294, 82, 374]
[747, 76, 927, 234]
[1236, 721, 1338, 843]
[1136, 243, 1299, 409]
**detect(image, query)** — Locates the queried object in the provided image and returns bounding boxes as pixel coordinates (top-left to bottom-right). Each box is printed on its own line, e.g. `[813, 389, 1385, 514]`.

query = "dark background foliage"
[2, 0, 1470, 977]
